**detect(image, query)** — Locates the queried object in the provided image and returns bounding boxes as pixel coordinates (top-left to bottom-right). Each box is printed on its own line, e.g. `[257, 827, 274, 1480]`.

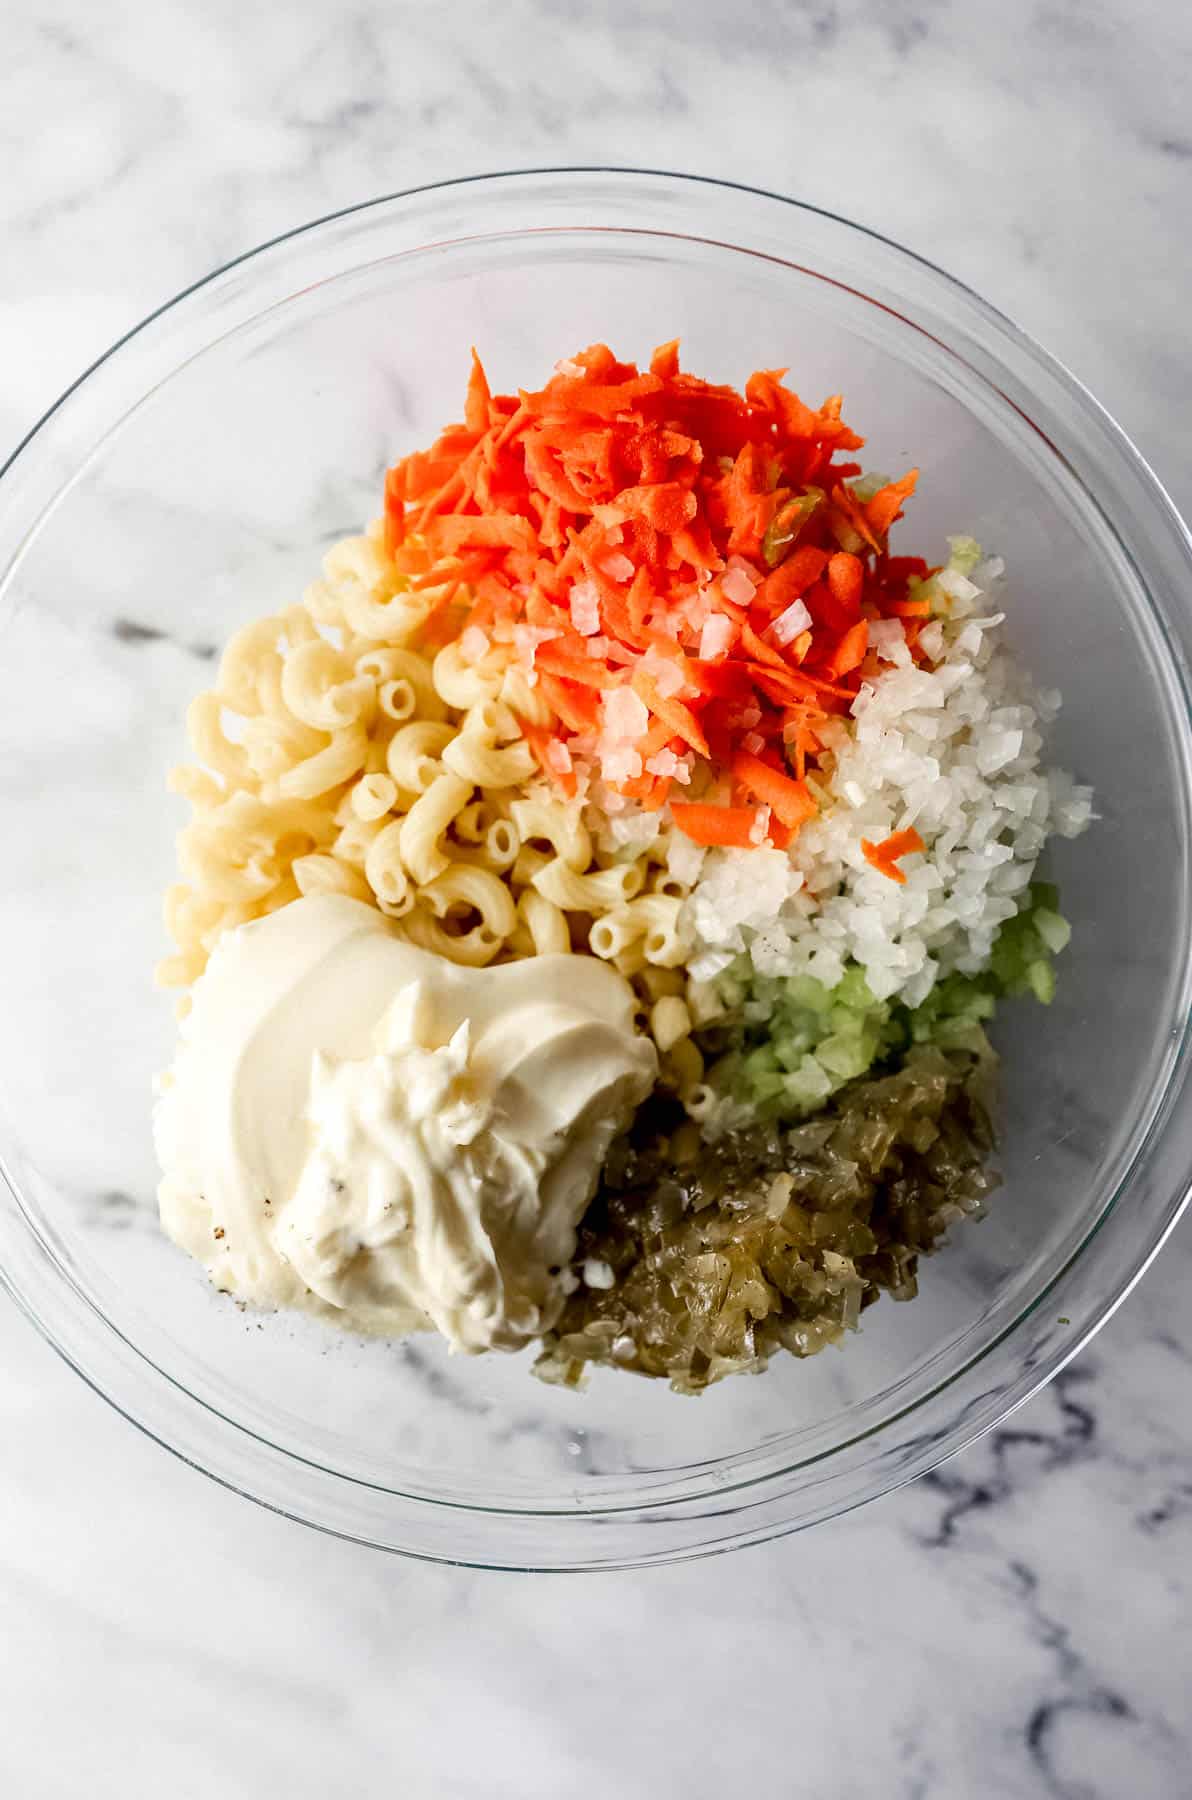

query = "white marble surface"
[3, 2, 1191, 1794]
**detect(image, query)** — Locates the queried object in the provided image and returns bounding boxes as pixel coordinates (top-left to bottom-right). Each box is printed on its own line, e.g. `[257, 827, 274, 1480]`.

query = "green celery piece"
[815, 1034, 872, 1080]
[946, 535, 983, 575]
[834, 965, 877, 1010]
[848, 471, 892, 503]
[1033, 909, 1071, 955]
[1026, 959, 1056, 1004]
[786, 973, 835, 1013]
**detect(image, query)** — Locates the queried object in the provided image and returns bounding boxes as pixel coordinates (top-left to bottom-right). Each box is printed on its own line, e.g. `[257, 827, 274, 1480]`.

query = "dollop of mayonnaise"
[154, 895, 656, 1351]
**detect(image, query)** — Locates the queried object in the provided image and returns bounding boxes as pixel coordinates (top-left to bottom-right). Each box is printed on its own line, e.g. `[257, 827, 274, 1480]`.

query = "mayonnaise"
[154, 895, 656, 1351]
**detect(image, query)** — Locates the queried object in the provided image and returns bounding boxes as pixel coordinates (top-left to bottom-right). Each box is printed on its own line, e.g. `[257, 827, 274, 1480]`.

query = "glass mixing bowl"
[1, 168, 1190, 1570]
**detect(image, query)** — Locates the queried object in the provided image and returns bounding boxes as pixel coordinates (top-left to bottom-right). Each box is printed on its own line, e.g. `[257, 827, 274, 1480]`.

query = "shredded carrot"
[828, 484, 880, 553]
[382, 466, 407, 553]
[865, 470, 919, 537]
[756, 544, 830, 612]
[639, 714, 678, 759]
[861, 827, 926, 884]
[888, 595, 931, 618]
[378, 342, 927, 833]
[520, 721, 578, 797]
[536, 672, 600, 734]
[738, 617, 794, 674]
[670, 802, 765, 848]
[631, 671, 711, 759]
[730, 751, 818, 831]
[826, 551, 864, 615]
[822, 619, 869, 678]
[534, 642, 616, 688]
[464, 349, 492, 436]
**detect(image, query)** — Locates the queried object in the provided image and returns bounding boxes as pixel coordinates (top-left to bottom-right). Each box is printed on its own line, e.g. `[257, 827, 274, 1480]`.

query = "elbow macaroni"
[516, 887, 570, 956]
[281, 639, 373, 731]
[277, 723, 369, 799]
[432, 640, 504, 710]
[163, 521, 707, 1078]
[530, 856, 646, 913]
[442, 732, 535, 789]
[386, 720, 455, 793]
[509, 796, 591, 871]
[398, 771, 473, 884]
[421, 862, 517, 940]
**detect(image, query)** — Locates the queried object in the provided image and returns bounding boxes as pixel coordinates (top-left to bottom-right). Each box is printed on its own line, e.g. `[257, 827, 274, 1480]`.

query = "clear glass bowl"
[2, 168, 1190, 1571]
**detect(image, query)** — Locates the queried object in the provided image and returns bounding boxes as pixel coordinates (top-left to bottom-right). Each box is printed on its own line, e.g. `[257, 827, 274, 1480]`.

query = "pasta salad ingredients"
[156, 337, 1091, 1391]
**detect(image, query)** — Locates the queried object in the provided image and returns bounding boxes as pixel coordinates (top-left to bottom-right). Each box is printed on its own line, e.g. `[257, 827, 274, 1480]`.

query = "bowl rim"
[2, 164, 1191, 1570]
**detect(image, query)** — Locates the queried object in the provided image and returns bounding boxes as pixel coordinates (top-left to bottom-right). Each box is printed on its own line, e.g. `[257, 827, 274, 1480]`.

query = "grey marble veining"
[2, 2, 1190, 1795]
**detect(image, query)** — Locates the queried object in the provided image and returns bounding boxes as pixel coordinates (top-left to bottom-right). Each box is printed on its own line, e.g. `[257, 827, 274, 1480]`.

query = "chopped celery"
[848, 471, 891, 503]
[1026, 959, 1056, 1004]
[1034, 909, 1071, 955]
[707, 879, 1074, 1121]
[946, 534, 983, 576]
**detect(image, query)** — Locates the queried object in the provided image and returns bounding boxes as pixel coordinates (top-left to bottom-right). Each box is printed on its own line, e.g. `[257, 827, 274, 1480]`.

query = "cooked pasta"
[216, 617, 284, 714]
[398, 771, 473, 884]
[452, 799, 488, 844]
[442, 732, 536, 789]
[499, 665, 552, 728]
[185, 692, 253, 786]
[161, 516, 703, 1068]
[361, 648, 445, 722]
[350, 772, 398, 822]
[509, 796, 591, 871]
[396, 905, 501, 968]
[649, 995, 692, 1056]
[364, 819, 416, 913]
[530, 856, 646, 913]
[329, 811, 381, 866]
[280, 639, 373, 731]
[665, 1035, 704, 1098]
[276, 723, 369, 800]
[386, 720, 455, 793]
[432, 640, 503, 710]
[421, 863, 518, 941]
[515, 888, 570, 956]
[291, 853, 373, 903]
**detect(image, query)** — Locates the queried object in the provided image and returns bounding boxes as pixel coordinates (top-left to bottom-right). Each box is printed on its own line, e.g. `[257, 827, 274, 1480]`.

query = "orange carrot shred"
[865, 469, 919, 537]
[534, 648, 615, 690]
[536, 672, 600, 734]
[465, 350, 492, 436]
[520, 722, 578, 796]
[631, 671, 711, 759]
[756, 544, 831, 612]
[889, 596, 931, 618]
[826, 551, 864, 615]
[861, 827, 926, 883]
[822, 619, 869, 678]
[374, 340, 930, 828]
[730, 751, 818, 831]
[670, 803, 765, 848]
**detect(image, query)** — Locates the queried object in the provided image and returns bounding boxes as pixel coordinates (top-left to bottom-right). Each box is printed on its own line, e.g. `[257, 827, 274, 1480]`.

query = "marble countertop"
[2, 2, 1190, 1794]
